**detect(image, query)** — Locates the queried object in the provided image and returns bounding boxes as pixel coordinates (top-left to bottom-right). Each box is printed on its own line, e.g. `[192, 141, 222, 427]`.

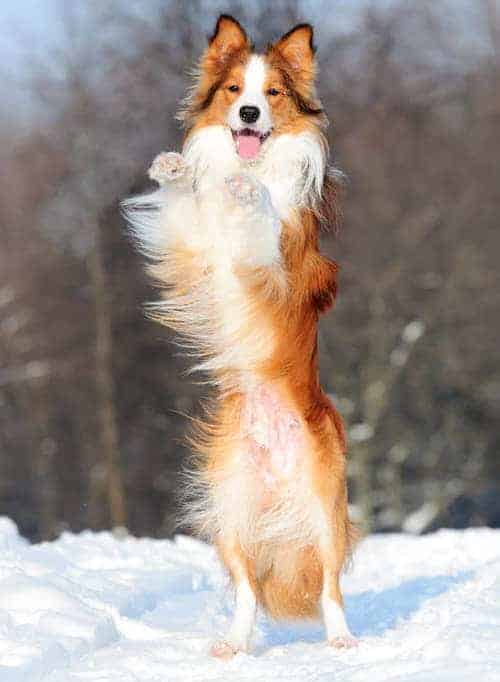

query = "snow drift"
[0, 517, 498, 681]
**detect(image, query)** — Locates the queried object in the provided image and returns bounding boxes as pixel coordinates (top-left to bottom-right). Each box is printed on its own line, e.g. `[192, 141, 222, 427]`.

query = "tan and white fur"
[124, 15, 357, 658]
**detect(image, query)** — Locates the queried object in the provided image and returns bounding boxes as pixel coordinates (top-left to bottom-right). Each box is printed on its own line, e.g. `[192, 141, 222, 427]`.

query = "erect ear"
[272, 23, 316, 79]
[206, 15, 249, 68]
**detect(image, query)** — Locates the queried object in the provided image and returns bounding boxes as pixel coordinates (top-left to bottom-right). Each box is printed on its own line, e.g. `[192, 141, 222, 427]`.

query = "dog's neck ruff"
[123, 126, 327, 387]
[183, 125, 326, 220]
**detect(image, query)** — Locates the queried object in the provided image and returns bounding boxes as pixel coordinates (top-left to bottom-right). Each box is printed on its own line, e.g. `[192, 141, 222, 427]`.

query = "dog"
[124, 15, 357, 658]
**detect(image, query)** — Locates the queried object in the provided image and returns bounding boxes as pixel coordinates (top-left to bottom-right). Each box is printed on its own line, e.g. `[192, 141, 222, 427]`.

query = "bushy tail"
[255, 517, 359, 619]
[256, 544, 323, 620]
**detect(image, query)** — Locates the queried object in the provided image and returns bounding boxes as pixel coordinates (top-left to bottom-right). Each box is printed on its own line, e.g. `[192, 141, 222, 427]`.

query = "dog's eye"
[228, 84, 240, 93]
[267, 88, 280, 97]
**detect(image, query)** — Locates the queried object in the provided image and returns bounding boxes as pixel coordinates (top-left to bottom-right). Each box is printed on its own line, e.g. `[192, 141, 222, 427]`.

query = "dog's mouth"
[232, 128, 271, 161]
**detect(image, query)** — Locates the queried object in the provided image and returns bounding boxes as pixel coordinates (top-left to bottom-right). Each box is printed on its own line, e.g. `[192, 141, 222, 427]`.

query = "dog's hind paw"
[328, 636, 358, 650]
[210, 640, 244, 660]
[225, 172, 266, 207]
[148, 152, 187, 185]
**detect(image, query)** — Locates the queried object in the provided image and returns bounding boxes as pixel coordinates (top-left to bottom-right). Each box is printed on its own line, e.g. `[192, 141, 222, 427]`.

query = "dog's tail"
[255, 544, 323, 620]
[254, 518, 358, 619]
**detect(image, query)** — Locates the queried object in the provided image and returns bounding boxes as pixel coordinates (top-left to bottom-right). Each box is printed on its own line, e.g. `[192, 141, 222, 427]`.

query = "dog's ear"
[271, 23, 316, 83]
[206, 15, 249, 68]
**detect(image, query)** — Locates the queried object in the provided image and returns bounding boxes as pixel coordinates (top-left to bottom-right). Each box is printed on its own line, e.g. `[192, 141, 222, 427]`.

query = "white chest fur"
[124, 126, 325, 376]
[183, 125, 325, 221]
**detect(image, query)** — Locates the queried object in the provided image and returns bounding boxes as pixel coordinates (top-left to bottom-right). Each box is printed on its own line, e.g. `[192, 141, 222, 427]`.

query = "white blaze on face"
[228, 55, 273, 161]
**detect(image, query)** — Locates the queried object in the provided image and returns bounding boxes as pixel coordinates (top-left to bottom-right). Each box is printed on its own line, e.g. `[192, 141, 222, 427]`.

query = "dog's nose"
[239, 106, 260, 124]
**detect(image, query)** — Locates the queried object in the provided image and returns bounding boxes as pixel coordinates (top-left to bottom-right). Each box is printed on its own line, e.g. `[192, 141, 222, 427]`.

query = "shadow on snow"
[260, 570, 473, 647]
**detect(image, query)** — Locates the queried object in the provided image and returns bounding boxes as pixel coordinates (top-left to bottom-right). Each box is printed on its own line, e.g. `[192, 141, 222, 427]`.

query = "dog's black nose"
[239, 106, 260, 124]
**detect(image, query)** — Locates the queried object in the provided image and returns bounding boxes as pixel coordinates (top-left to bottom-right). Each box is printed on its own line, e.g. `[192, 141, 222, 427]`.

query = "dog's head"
[181, 15, 326, 163]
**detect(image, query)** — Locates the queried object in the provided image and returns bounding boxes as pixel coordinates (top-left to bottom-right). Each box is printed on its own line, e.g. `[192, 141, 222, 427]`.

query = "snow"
[402, 501, 440, 534]
[349, 422, 374, 443]
[0, 517, 498, 681]
[402, 320, 426, 344]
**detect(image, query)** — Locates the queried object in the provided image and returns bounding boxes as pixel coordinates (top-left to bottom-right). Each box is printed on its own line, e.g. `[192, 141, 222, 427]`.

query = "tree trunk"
[87, 220, 127, 528]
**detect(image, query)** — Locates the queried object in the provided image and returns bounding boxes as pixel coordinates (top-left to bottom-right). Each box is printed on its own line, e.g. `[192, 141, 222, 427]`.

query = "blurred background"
[1, 0, 499, 542]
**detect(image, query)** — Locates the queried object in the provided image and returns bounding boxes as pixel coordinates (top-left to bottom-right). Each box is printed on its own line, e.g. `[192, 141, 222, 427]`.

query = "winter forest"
[1, 0, 499, 542]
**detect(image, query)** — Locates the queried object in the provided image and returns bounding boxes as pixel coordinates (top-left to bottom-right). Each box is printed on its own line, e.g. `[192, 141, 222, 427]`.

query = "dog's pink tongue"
[237, 134, 261, 160]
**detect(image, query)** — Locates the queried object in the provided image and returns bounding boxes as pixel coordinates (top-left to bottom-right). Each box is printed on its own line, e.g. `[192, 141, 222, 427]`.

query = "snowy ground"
[0, 518, 499, 681]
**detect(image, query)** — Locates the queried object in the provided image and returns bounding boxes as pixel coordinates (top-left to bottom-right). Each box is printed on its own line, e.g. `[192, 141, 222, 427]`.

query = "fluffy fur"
[123, 15, 357, 657]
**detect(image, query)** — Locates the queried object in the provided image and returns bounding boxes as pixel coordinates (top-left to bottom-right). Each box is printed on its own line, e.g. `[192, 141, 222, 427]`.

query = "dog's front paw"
[225, 173, 267, 208]
[148, 152, 187, 185]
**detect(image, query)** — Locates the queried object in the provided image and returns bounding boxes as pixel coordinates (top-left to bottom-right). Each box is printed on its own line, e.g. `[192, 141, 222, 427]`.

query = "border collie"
[124, 15, 357, 658]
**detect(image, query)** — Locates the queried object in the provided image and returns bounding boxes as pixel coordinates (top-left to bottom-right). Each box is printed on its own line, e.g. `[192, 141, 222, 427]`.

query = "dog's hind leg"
[318, 501, 357, 649]
[321, 565, 356, 649]
[211, 540, 257, 659]
[319, 468, 357, 649]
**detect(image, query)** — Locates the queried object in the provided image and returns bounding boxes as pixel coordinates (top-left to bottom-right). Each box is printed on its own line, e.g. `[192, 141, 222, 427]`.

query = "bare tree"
[1, 0, 499, 539]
